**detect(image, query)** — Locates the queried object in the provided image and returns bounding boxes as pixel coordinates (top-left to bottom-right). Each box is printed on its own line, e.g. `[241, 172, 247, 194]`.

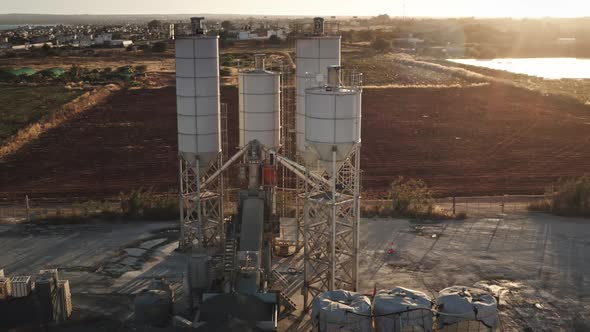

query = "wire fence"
[0, 196, 121, 222]
[0, 194, 548, 223]
[362, 194, 547, 218]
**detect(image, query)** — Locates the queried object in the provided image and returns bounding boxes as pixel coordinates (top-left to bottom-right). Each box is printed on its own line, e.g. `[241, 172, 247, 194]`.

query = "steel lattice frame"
[303, 145, 361, 310]
[179, 152, 225, 251]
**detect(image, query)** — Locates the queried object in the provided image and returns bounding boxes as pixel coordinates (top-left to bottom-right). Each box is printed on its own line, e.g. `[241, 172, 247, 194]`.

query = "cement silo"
[175, 17, 223, 250]
[239, 54, 281, 149]
[176, 17, 221, 170]
[296, 17, 341, 159]
[304, 66, 361, 175]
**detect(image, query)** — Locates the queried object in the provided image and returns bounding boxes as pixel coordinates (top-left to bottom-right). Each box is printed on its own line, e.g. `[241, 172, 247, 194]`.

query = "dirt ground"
[2, 79, 590, 199]
[0, 51, 176, 72]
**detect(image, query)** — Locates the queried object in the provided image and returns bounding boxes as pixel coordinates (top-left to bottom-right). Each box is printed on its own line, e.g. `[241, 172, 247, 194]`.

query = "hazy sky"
[1, 0, 587, 18]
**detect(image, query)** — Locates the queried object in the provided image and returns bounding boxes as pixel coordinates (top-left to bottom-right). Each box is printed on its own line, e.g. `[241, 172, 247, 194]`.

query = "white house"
[111, 40, 133, 47]
[267, 29, 288, 40]
[95, 33, 113, 45]
[238, 31, 261, 40]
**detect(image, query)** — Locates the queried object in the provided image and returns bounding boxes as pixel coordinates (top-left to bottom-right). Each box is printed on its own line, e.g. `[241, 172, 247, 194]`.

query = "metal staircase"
[271, 269, 298, 314]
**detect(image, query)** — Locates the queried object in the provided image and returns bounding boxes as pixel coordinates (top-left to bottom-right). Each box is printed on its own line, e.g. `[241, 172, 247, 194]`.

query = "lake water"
[0, 25, 20, 31]
[0, 24, 58, 31]
[448, 58, 590, 79]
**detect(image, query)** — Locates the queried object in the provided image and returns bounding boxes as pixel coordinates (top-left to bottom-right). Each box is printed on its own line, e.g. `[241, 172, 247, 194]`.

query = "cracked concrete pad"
[124, 248, 147, 257]
[139, 238, 167, 250]
[120, 256, 140, 267]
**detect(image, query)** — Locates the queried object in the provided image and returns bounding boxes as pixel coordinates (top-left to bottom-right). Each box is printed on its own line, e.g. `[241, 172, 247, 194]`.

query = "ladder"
[223, 238, 237, 274]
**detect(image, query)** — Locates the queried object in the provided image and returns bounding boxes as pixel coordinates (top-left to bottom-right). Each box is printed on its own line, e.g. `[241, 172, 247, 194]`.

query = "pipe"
[200, 143, 250, 189]
[261, 145, 331, 188]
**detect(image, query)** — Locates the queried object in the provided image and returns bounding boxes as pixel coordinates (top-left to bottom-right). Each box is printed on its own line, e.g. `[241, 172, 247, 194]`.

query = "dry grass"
[0, 84, 119, 160]
[528, 177, 590, 217]
[341, 51, 486, 86]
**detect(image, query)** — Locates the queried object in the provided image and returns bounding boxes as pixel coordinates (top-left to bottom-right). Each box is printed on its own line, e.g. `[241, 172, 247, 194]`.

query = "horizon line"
[1, 13, 589, 20]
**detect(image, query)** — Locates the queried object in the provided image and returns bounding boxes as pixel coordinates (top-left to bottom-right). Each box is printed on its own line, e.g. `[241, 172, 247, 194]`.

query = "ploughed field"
[1, 82, 590, 199]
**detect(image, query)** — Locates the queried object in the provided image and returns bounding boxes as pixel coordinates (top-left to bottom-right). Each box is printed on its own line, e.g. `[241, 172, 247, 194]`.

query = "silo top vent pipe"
[191, 17, 205, 35]
[313, 17, 325, 36]
[327, 65, 341, 88]
[254, 54, 266, 71]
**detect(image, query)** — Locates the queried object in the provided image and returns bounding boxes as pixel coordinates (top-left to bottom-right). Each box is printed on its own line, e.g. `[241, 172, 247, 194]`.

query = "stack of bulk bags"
[373, 287, 433, 332]
[312, 290, 373, 332]
[436, 286, 499, 332]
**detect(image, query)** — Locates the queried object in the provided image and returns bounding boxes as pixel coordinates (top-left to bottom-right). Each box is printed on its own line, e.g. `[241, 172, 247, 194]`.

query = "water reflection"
[448, 58, 590, 79]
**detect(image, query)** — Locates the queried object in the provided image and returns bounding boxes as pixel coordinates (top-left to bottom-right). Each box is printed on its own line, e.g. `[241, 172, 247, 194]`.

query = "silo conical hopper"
[175, 17, 221, 171]
[304, 66, 361, 176]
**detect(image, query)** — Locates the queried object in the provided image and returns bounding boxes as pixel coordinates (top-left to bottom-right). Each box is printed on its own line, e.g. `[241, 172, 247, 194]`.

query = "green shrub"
[134, 65, 147, 74]
[120, 188, 179, 220]
[389, 176, 435, 217]
[371, 37, 391, 52]
[151, 41, 167, 53]
[220, 68, 232, 76]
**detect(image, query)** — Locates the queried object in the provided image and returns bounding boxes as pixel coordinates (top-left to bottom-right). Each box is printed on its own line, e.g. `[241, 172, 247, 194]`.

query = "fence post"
[25, 195, 30, 221]
[452, 196, 456, 215]
[501, 196, 505, 214]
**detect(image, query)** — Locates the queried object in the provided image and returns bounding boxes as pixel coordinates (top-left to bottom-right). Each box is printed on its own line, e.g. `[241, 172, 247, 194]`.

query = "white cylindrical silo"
[175, 35, 221, 169]
[239, 55, 281, 149]
[304, 72, 361, 176]
[295, 36, 341, 158]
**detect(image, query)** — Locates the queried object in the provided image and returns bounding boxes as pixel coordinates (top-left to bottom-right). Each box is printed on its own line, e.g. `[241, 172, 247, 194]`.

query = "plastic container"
[55, 280, 72, 322]
[36, 277, 56, 323]
[10, 276, 32, 298]
[0, 277, 11, 300]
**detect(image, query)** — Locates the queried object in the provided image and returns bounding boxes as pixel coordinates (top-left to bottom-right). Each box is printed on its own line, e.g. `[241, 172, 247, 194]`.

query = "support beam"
[302, 145, 361, 310]
[200, 143, 250, 189]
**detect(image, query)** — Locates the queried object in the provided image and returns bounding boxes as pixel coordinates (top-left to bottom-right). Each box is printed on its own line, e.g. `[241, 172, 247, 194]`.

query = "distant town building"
[111, 40, 133, 47]
[238, 31, 259, 40]
[267, 29, 288, 40]
[95, 33, 113, 45]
